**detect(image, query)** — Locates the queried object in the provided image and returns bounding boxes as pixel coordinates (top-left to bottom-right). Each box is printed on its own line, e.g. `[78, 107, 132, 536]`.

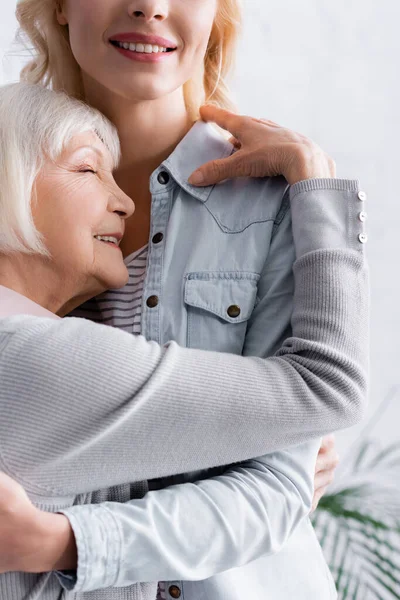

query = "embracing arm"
[0, 180, 368, 497]
[50, 195, 324, 591]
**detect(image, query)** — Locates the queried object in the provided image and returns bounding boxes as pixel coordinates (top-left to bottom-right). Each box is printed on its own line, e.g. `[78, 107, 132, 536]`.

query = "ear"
[55, 2, 68, 26]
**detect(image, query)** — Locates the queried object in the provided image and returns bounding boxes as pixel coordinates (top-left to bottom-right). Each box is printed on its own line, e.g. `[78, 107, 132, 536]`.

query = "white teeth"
[94, 235, 120, 245]
[115, 40, 170, 54]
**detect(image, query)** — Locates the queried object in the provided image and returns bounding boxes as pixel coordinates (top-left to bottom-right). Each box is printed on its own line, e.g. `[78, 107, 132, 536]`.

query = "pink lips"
[109, 32, 178, 64]
[110, 32, 177, 49]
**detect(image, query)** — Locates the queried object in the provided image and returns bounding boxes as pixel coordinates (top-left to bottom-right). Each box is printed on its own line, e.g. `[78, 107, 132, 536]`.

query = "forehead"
[63, 130, 112, 166]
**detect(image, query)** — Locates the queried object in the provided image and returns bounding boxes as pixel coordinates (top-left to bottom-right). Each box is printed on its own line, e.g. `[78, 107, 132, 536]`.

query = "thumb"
[188, 153, 247, 187]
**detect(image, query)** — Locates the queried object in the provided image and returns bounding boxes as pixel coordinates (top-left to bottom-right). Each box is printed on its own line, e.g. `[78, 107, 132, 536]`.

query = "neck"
[83, 75, 194, 180]
[0, 255, 92, 317]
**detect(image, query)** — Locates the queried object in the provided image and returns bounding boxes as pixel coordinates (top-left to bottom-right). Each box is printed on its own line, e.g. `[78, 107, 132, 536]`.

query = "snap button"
[358, 233, 368, 244]
[146, 295, 159, 308]
[157, 171, 170, 185]
[168, 585, 181, 598]
[227, 305, 241, 318]
[358, 191, 367, 202]
[358, 211, 367, 222]
[152, 232, 164, 244]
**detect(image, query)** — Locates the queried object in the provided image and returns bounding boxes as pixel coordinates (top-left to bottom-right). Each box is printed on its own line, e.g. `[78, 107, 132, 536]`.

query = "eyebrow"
[69, 144, 112, 169]
[73, 145, 104, 158]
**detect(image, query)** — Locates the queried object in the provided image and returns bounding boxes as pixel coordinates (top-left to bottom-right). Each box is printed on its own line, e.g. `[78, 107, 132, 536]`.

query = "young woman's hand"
[0, 472, 76, 573]
[312, 435, 340, 512]
[189, 105, 336, 186]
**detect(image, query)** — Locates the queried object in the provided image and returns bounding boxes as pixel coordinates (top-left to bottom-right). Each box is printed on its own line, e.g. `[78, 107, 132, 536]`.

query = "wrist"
[33, 511, 77, 573]
[287, 146, 336, 185]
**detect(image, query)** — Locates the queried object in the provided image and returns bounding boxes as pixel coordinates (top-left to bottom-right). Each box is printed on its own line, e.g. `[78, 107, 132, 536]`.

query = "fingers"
[315, 434, 339, 474]
[320, 433, 336, 451]
[228, 136, 241, 149]
[188, 153, 246, 186]
[253, 117, 281, 128]
[314, 468, 335, 492]
[199, 105, 243, 138]
[311, 486, 328, 512]
[315, 450, 340, 474]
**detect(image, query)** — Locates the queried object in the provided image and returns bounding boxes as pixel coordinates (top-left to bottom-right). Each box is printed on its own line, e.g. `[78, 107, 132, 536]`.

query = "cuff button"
[358, 191, 367, 201]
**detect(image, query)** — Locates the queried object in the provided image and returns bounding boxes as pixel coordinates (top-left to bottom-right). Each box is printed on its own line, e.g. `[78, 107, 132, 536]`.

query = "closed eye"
[79, 168, 97, 174]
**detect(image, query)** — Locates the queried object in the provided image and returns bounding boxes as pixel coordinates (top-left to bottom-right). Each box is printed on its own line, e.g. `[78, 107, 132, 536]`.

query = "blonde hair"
[0, 82, 120, 255]
[16, 0, 242, 114]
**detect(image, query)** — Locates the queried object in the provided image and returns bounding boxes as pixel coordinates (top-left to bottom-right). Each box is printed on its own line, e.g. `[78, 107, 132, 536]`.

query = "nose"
[111, 190, 135, 220]
[127, 0, 169, 22]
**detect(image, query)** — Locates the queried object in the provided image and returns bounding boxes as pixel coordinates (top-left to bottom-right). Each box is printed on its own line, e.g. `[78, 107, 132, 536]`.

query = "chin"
[114, 78, 176, 103]
[105, 269, 130, 290]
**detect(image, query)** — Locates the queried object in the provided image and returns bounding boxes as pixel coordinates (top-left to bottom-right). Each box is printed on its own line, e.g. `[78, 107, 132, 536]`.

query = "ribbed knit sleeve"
[0, 180, 368, 497]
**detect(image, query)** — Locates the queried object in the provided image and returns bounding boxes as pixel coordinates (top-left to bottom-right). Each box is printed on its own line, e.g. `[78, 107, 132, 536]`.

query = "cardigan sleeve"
[0, 179, 368, 497]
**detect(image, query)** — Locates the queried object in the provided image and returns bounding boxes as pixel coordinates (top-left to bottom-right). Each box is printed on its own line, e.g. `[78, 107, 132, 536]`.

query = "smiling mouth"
[94, 235, 121, 247]
[110, 40, 176, 55]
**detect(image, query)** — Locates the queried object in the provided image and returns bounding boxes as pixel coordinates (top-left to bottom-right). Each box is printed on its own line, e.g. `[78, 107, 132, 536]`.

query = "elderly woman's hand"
[189, 105, 336, 186]
[0, 472, 76, 573]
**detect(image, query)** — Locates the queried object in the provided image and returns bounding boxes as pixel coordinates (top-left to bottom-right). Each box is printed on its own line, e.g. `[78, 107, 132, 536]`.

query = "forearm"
[27, 440, 319, 591]
[0, 181, 368, 497]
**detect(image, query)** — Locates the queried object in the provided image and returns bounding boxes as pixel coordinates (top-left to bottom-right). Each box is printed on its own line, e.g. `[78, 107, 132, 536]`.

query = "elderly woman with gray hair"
[0, 82, 367, 600]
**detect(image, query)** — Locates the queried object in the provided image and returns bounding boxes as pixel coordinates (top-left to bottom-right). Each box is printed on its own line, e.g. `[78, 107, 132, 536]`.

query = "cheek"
[34, 177, 100, 260]
[66, 0, 111, 63]
[180, 6, 216, 65]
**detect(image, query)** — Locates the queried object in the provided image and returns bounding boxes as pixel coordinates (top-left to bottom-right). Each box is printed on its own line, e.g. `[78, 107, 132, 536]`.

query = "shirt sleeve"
[58, 439, 320, 591]
[0, 179, 369, 498]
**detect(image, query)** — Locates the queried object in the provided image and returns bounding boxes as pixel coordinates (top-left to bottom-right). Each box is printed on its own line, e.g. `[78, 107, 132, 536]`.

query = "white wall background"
[1, 1, 399, 457]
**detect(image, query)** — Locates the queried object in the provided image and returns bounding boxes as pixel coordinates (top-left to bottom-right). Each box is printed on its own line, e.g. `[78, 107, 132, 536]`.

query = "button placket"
[142, 183, 172, 343]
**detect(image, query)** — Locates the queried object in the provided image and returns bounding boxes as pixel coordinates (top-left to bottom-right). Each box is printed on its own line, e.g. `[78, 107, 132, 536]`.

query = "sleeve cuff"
[289, 178, 368, 258]
[55, 505, 122, 593]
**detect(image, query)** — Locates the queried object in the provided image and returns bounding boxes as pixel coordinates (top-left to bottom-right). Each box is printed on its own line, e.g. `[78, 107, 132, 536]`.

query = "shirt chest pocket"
[184, 272, 260, 354]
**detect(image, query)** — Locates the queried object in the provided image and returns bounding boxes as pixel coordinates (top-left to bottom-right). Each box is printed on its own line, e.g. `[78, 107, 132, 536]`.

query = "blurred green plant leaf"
[312, 439, 400, 599]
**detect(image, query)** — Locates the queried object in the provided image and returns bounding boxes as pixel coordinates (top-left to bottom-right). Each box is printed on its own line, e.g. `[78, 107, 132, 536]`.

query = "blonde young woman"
[0, 0, 368, 598]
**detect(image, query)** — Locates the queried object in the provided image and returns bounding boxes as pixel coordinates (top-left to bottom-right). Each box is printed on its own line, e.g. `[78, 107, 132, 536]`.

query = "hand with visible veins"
[189, 105, 336, 186]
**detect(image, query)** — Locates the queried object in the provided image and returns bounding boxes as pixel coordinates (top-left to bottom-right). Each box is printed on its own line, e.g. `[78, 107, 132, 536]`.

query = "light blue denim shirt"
[46, 121, 369, 599]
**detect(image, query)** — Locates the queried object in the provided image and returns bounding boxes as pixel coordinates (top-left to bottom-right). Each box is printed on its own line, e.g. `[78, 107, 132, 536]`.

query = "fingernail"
[189, 171, 205, 185]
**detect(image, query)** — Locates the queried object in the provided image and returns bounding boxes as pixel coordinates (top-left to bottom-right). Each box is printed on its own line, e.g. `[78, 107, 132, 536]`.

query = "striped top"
[71, 245, 148, 333]
[70, 243, 168, 599]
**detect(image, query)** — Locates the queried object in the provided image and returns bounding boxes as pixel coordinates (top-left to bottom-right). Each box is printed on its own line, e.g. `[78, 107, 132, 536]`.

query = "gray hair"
[0, 82, 121, 255]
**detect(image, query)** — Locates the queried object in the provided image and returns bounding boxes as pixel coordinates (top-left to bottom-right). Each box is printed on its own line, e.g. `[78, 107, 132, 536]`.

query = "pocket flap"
[184, 273, 259, 323]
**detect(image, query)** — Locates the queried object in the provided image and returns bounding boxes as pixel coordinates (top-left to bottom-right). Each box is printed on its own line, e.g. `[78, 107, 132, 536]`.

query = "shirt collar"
[0, 285, 60, 320]
[152, 120, 234, 203]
